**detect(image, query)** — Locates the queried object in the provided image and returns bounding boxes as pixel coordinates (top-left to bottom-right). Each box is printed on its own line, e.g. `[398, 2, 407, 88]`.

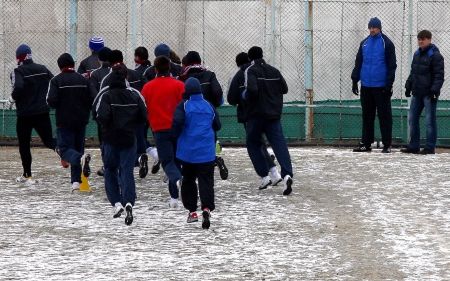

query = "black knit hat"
[185, 51, 202, 65]
[57, 53, 75, 69]
[98, 47, 112, 62]
[108, 50, 124, 64]
[248, 46, 263, 60]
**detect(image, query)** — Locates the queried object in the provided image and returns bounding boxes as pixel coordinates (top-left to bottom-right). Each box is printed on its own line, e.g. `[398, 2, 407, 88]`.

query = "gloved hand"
[405, 90, 411, 98]
[430, 90, 439, 102]
[352, 81, 359, 96]
[5, 97, 15, 110]
[384, 85, 393, 96]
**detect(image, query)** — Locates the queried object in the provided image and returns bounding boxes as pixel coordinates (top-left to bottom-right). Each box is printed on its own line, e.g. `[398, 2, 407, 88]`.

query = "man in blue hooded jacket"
[401, 30, 444, 155]
[351, 17, 397, 153]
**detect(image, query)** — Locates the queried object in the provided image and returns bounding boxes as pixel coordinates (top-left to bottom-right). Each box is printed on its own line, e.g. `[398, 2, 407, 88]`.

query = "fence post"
[131, 0, 137, 52]
[405, 0, 413, 143]
[304, 0, 314, 142]
[69, 0, 78, 63]
[269, 0, 277, 66]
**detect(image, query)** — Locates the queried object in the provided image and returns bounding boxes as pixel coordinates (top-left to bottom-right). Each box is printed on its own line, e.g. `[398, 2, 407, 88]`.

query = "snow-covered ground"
[0, 147, 449, 280]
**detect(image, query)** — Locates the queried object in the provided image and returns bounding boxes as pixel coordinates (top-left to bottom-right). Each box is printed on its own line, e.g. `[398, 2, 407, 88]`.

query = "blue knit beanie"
[368, 17, 382, 30]
[154, 43, 170, 57]
[16, 44, 32, 58]
[185, 77, 202, 96]
[89, 36, 104, 52]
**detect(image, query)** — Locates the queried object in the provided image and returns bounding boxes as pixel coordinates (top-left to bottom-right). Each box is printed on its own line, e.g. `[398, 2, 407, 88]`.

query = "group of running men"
[9, 37, 294, 228]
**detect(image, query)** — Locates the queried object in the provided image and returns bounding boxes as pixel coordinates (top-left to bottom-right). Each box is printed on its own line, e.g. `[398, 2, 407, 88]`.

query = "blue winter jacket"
[351, 33, 397, 88]
[172, 93, 221, 164]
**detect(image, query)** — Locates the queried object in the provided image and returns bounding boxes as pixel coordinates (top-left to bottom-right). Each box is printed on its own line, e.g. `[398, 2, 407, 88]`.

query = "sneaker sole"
[271, 178, 283, 186]
[113, 208, 124, 218]
[187, 217, 199, 223]
[151, 160, 161, 174]
[216, 157, 229, 180]
[283, 178, 293, 196]
[82, 154, 91, 178]
[202, 211, 210, 229]
[139, 154, 148, 179]
[125, 209, 133, 225]
[259, 180, 272, 190]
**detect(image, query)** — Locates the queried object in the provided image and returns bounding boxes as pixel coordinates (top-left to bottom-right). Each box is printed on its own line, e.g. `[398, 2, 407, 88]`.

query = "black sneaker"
[215, 157, 228, 180]
[202, 209, 210, 229]
[97, 166, 105, 177]
[353, 146, 372, 152]
[381, 147, 391, 153]
[138, 154, 148, 178]
[81, 154, 91, 177]
[419, 148, 435, 155]
[151, 160, 161, 174]
[400, 148, 419, 154]
[125, 203, 133, 226]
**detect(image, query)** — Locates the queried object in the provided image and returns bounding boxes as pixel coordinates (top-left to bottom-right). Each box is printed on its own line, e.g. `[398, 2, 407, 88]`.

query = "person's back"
[46, 55, 91, 129]
[89, 47, 111, 100]
[142, 76, 184, 132]
[174, 81, 221, 164]
[142, 43, 182, 82]
[96, 67, 147, 147]
[227, 52, 251, 123]
[245, 58, 288, 120]
[179, 51, 223, 107]
[12, 59, 53, 117]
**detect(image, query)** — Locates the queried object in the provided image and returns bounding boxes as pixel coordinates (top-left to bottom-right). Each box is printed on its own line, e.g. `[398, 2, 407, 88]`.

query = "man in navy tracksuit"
[96, 64, 147, 226]
[10, 44, 56, 183]
[46, 53, 92, 191]
[351, 17, 397, 153]
[142, 43, 182, 82]
[78, 36, 104, 78]
[243, 46, 293, 196]
[172, 77, 221, 229]
[227, 52, 282, 189]
[401, 30, 444, 155]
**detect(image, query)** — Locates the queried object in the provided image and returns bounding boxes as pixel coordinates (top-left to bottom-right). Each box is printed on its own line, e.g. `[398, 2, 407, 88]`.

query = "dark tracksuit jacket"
[172, 93, 221, 212]
[135, 61, 152, 78]
[142, 62, 182, 83]
[89, 63, 110, 100]
[77, 53, 100, 77]
[11, 59, 55, 176]
[179, 67, 223, 108]
[227, 63, 250, 123]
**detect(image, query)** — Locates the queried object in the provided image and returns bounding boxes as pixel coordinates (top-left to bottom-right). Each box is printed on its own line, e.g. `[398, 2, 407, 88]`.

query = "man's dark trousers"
[360, 86, 392, 147]
[246, 118, 293, 178]
[57, 127, 86, 183]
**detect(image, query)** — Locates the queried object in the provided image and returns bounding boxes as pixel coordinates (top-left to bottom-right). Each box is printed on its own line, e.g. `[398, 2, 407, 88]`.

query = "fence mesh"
[0, 0, 449, 145]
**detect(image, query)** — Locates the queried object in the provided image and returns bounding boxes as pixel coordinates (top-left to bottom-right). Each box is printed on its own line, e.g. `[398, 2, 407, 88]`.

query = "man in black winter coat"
[78, 36, 104, 78]
[10, 44, 56, 183]
[134, 46, 152, 77]
[96, 64, 148, 226]
[227, 52, 282, 188]
[243, 46, 293, 196]
[401, 30, 445, 155]
[47, 53, 92, 191]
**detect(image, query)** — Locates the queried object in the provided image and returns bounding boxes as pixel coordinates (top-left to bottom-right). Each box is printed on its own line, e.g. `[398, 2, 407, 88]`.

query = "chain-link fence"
[0, 0, 449, 145]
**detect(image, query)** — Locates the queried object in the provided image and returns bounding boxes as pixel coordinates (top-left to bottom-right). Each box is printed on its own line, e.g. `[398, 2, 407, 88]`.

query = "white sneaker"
[176, 179, 182, 189]
[282, 175, 293, 196]
[269, 168, 282, 186]
[16, 175, 36, 184]
[258, 176, 272, 190]
[146, 147, 159, 162]
[169, 198, 179, 208]
[113, 202, 124, 218]
[71, 182, 80, 192]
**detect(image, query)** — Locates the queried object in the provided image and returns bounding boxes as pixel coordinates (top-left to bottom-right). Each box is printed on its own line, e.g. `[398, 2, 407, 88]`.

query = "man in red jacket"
[141, 55, 185, 208]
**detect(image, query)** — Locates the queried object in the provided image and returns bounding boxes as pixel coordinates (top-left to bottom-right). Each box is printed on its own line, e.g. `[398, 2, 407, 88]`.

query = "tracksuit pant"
[56, 127, 86, 183]
[180, 161, 215, 213]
